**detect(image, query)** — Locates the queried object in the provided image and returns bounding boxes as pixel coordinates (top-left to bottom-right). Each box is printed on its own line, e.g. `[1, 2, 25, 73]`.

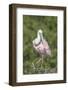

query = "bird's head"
[38, 29, 43, 34]
[38, 29, 43, 40]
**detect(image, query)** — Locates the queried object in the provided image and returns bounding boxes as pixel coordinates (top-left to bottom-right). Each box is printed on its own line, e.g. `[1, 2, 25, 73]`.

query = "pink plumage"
[33, 40, 51, 56]
[32, 29, 51, 57]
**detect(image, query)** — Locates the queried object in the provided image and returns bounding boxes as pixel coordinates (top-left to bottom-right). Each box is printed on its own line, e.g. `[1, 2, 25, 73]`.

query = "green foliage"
[23, 15, 57, 74]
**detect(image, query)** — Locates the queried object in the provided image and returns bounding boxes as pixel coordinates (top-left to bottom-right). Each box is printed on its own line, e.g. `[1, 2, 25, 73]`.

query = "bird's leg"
[42, 55, 44, 64]
[36, 57, 41, 64]
[41, 55, 44, 69]
[32, 62, 35, 70]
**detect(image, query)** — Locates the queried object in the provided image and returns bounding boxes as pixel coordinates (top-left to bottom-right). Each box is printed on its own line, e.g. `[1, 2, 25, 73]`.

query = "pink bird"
[32, 29, 51, 64]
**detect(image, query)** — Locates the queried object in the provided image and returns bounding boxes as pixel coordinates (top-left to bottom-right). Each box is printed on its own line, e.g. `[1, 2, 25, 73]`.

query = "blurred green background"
[23, 15, 57, 74]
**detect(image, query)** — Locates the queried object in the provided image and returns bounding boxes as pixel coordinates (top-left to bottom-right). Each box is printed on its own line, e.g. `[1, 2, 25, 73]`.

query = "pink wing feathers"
[33, 39, 51, 56]
[43, 39, 51, 56]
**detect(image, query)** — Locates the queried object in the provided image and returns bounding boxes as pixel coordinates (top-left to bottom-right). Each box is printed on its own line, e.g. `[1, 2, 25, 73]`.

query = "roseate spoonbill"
[32, 29, 51, 65]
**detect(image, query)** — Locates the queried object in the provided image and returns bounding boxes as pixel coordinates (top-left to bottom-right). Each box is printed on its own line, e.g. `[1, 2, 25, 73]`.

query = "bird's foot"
[32, 62, 36, 70]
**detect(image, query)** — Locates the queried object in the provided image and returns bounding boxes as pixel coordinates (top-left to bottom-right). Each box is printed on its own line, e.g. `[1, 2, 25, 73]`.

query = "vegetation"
[23, 15, 57, 74]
